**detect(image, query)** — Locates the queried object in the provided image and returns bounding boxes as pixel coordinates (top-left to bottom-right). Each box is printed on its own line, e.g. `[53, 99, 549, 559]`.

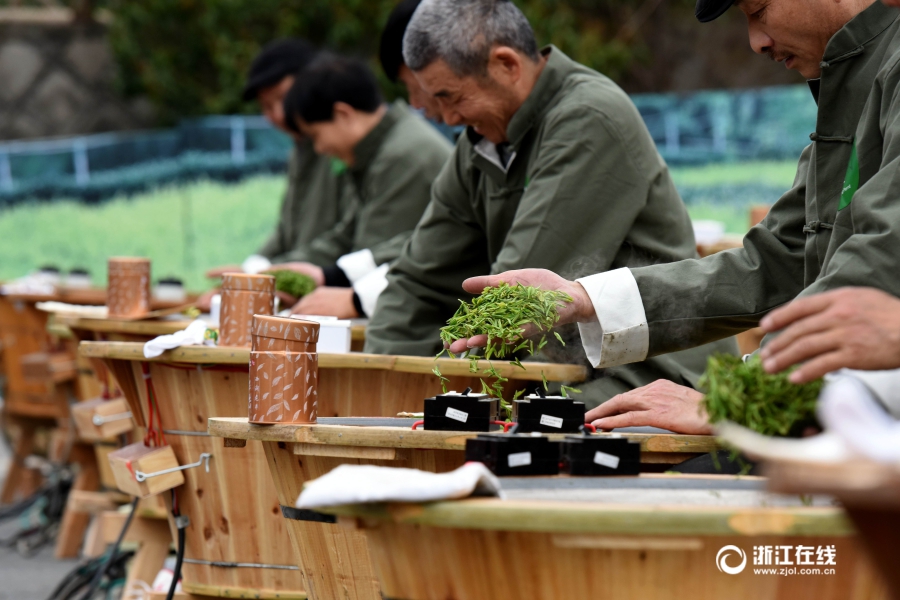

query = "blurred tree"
[103, 0, 687, 124]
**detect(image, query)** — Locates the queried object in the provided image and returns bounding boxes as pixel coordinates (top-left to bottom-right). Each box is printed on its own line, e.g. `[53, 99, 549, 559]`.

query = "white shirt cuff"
[353, 264, 390, 317]
[336, 249, 378, 284]
[242, 255, 272, 275]
[575, 268, 649, 369]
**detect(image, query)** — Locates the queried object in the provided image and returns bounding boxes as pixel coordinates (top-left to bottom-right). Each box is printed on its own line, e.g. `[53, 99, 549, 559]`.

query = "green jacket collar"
[506, 45, 572, 148]
[464, 45, 573, 152]
[822, 1, 897, 66]
[350, 100, 405, 174]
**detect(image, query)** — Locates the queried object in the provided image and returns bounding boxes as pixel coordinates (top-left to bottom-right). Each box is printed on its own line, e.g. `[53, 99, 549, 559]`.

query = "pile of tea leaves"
[436, 283, 578, 414]
[439, 283, 572, 358]
[270, 270, 317, 299]
[700, 354, 823, 437]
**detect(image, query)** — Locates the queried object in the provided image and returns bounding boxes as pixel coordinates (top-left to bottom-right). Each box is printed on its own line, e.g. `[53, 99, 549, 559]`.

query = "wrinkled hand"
[760, 287, 900, 383]
[447, 269, 595, 354]
[205, 265, 242, 279]
[585, 380, 713, 435]
[276, 291, 298, 309]
[269, 262, 325, 287]
[290, 287, 359, 319]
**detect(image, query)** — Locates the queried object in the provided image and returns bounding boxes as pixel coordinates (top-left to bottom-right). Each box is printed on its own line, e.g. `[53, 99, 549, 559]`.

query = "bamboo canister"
[251, 314, 320, 352]
[249, 316, 319, 425]
[218, 273, 275, 347]
[107, 257, 151, 318]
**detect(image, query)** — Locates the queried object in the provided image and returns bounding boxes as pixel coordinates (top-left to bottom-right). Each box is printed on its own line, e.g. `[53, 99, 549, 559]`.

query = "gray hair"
[403, 0, 540, 77]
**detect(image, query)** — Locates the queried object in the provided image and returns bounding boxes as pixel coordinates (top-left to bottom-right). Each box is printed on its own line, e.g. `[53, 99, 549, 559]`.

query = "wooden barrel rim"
[79, 341, 588, 382]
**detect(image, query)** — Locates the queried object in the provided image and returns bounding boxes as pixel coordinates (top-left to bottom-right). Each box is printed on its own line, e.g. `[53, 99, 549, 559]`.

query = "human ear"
[488, 46, 522, 84]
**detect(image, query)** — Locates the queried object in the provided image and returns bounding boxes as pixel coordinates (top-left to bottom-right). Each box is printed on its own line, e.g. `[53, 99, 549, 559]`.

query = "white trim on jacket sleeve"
[575, 267, 649, 369]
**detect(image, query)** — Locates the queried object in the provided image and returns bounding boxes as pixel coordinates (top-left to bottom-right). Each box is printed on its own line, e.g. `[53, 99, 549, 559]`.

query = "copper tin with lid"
[249, 351, 318, 424]
[251, 315, 320, 353]
[218, 273, 276, 347]
[221, 273, 276, 293]
[107, 257, 151, 318]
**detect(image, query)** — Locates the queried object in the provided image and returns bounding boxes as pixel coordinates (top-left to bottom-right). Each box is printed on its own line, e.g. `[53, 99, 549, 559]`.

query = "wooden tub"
[80, 342, 586, 598]
[319, 475, 890, 600]
[207, 417, 719, 600]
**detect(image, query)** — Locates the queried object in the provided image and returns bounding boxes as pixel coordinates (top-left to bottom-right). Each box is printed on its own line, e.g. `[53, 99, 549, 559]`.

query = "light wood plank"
[293, 443, 407, 461]
[323, 497, 854, 537]
[78, 341, 587, 382]
[208, 417, 719, 456]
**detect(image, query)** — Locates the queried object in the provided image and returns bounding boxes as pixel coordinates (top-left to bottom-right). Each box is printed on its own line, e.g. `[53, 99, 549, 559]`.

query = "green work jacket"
[628, 3, 900, 357]
[257, 138, 356, 265]
[297, 100, 452, 267]
[366, 47, 737, 404]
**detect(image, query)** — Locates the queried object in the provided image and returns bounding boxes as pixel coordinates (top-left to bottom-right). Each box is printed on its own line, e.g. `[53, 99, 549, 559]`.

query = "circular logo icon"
[716, 545, 747, 575]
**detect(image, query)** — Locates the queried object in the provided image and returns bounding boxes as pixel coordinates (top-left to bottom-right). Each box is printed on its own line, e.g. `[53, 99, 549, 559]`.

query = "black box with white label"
[465, 433, 561, 476]
[423, 392, 500, 431]
[560, 434, 641, 476]
[512, 396, 586, 433]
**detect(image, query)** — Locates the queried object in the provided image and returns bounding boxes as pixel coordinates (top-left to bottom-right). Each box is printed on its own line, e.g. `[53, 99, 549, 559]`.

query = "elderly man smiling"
[449, 0, 900, 433]
[365, 0, 736, 404]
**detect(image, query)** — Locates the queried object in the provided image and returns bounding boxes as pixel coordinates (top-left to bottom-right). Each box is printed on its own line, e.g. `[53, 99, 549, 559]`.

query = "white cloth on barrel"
[143, 319, 211, 358]
[296, 462, 503, 509]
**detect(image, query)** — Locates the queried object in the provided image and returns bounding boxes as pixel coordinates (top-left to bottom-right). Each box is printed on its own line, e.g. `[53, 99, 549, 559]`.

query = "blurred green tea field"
[1, 160, 798, 292]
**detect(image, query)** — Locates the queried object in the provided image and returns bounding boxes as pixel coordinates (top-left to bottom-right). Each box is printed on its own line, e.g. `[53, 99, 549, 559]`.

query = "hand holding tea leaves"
[447, 269, 594, 354]
[437, 282, 579, 415]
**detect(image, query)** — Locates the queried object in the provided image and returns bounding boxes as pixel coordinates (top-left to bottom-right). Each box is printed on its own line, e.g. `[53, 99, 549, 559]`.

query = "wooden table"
[57, 315, 367, 353]
[765, 459, 900, 600]
[208, 417, 720, 600]
[81, 342, 586, 599]
[317, 475, 889, 600]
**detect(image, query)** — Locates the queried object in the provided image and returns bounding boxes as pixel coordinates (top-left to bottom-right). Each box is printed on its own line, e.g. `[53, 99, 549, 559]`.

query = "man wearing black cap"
[379, 0, 443, 122]
[446, 0, 900, 433]
[206, 39, 356, 278]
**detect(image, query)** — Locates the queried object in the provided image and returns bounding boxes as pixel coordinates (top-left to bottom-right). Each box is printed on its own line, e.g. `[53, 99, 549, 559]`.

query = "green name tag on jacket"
[839, 142, 859, 211]
[331, 158, 348, 176]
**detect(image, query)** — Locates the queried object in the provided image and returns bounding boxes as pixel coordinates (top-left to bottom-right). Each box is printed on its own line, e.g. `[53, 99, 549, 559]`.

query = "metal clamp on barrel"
[92, 411, 133, 426]
[134, 453, 212, 482]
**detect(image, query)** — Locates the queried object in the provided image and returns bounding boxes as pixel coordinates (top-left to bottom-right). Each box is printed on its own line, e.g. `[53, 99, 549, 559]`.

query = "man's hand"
[195, 289, 219, 313]
[760, 287, 900, 383]
[447, 269, 595, 354]
[269, 262, 325, 287]
[585, 380, 713, 435]
[290, 287, 359, 319]
[205, 265, 242, 279]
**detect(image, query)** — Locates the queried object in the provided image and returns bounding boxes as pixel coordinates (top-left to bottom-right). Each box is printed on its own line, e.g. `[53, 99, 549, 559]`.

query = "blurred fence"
[0, 84, 818, 207]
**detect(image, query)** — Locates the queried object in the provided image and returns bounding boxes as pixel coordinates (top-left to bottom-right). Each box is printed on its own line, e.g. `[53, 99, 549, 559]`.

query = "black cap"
[242, 38, 318, 102]
[379, 0, 422, 83]
[695, 0, 734, 22]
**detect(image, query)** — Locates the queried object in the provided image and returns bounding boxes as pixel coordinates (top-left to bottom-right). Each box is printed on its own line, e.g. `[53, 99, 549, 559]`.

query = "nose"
[746, 18, 775, 56]
[441, 108, 463, 127]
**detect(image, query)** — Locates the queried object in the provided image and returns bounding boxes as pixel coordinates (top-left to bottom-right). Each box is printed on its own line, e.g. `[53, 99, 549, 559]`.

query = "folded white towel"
[296, 462, 503, 509]
[143, 319, 211, 358]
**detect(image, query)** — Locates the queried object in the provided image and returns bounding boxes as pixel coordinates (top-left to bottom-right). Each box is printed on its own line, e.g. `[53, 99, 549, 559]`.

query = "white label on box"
[593, 451, 620, 469]
[445, 407, 468, 423]
[539, 414, 564, 429]
[508, 452, 532, 468]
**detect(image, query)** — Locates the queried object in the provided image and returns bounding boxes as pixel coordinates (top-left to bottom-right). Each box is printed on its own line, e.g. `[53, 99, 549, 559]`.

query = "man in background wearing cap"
[206, 39, 356, 279]
[448, 0, 900, 434]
